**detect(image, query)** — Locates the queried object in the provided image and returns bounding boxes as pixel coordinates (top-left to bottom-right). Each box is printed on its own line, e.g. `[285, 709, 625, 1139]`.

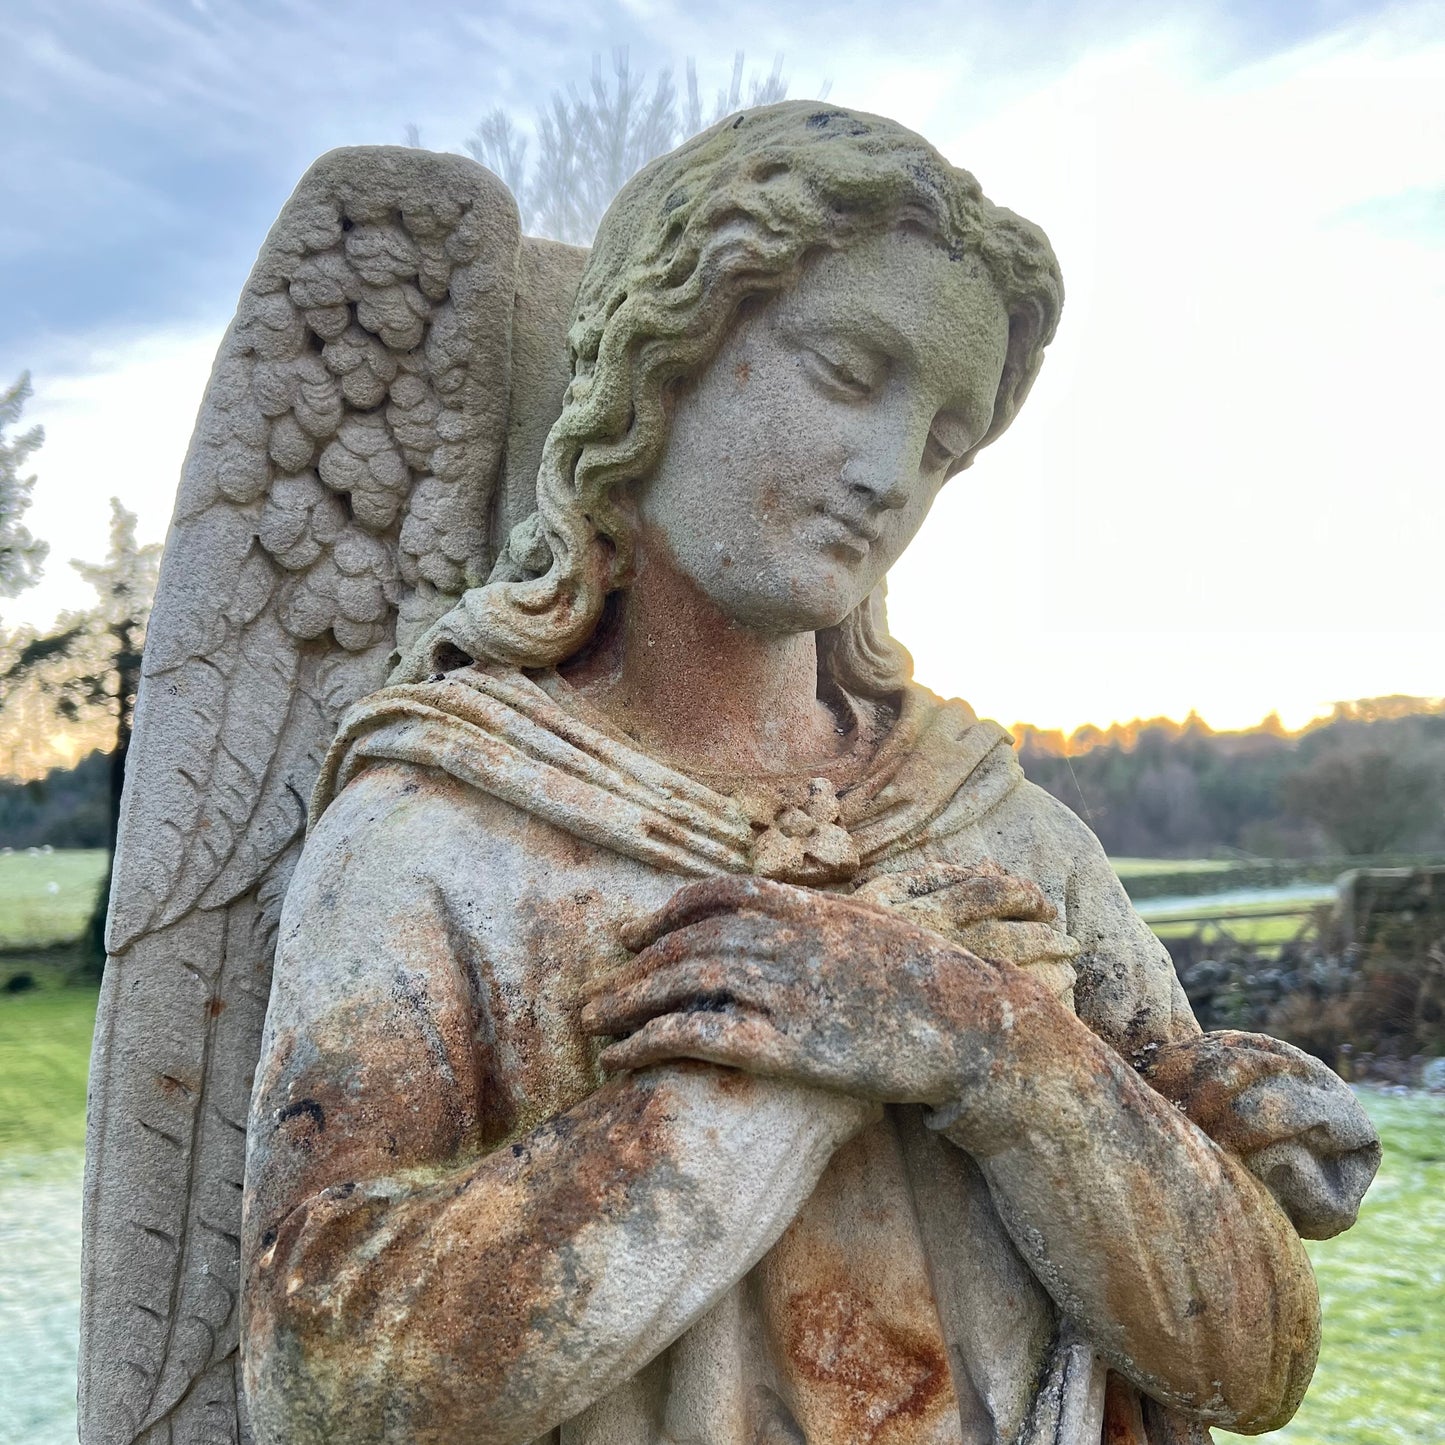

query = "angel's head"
[439, 101, 1062, 694]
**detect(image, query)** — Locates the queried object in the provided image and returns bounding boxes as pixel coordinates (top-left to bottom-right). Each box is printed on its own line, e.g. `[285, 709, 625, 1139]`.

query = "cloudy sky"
[2, 0, 1441, 732]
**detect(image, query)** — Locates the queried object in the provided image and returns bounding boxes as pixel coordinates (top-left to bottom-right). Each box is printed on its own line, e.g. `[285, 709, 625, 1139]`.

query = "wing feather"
[107, 148, 522, 951]
[132, 894, 273, 1435]
[82, 146, 529, 1445]
[162, 611, 301, 932]
[81, 909, 227, 1445]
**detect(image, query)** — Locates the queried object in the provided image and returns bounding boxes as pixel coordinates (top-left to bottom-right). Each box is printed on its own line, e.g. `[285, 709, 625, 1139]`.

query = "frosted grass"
[0, 1149, 83, 1445]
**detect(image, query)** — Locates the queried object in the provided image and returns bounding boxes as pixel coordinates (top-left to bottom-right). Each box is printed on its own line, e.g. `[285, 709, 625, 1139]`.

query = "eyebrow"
[777, 301, 913, 361]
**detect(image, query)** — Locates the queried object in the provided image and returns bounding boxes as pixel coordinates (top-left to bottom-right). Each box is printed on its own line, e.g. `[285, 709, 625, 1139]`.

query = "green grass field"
[0, 849, 107, 950]
[1111, 857, 1237, 878]
[1227, 1090, 1445, 1445]
[0, 987, 96, 1157]
[1153, 918, 1308, 947]
[1149, 910, 1326, 948]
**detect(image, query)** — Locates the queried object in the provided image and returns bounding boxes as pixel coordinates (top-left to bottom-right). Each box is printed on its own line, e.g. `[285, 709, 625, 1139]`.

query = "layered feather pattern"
[80, 146, 528, 1445]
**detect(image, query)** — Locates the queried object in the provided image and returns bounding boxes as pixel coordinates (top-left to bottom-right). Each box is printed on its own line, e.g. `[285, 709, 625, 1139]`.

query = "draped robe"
[240, 664, 1379, 1445]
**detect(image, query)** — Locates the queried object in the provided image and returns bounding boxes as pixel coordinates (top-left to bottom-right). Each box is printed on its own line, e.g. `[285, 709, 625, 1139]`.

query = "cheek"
[750, 386, 833, 481]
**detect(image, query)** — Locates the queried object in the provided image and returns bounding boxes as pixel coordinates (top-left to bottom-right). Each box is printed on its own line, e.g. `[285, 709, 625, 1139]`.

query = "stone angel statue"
[82, 104, 1381, 1445]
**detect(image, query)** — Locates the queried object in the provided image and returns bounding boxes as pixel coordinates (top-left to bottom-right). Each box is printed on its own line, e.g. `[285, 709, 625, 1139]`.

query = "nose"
[843, 458, 911, 512]
[841, 401, 925, 512]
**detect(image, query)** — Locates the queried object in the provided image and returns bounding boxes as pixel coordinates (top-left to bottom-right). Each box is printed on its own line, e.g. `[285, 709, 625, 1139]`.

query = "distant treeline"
[4, 696, 1444, 859]
[1017, 696, 1445, 859]
[0, 749, 111, 849]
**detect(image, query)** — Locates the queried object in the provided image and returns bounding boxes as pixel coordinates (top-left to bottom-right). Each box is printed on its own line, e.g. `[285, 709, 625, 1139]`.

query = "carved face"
[636, 227, 1012, 634]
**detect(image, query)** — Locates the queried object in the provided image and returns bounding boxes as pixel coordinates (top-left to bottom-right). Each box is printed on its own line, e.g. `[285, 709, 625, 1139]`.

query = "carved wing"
[79, 145, 586, 1445]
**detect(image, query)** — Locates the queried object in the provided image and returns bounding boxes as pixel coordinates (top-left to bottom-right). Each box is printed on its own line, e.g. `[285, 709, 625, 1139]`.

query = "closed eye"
[927, 413, 975, 473]
[800, 345, 881, 400]
[924, 431, 958, 471]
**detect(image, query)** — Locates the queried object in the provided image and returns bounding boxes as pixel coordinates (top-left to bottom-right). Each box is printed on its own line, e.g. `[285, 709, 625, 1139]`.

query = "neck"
[568, 535, 846, 776]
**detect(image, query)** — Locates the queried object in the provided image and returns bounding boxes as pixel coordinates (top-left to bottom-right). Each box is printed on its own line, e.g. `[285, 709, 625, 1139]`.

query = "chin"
[720, 581, 864, 636]
[702, 552, 874, 635]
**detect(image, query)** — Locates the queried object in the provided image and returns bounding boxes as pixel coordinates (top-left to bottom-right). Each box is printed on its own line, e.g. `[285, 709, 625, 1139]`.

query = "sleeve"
[1139, 1029, 1380, 1240]
[242, 764, 871, 1445]
[1044, 786, 1379, 1238]
[937, 784, 1379, 1431]
[1037, 784, 1202, 1054]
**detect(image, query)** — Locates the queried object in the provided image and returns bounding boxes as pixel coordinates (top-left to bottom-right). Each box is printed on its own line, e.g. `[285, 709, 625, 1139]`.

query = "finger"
[589, 915, 792, 1005]
[853, 862, 990, 907]
[951, 920, 1081, 968]
[598, 1009, 791, 1075]
[620, 875, 805, 953]
[931, 871, 1055, 926]
[854, 862, 1056, 927]
[582, 956, 778, 1037]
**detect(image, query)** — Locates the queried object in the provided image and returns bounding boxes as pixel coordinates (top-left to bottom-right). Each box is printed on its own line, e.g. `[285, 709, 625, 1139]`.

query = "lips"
[817, 507, 882, 553]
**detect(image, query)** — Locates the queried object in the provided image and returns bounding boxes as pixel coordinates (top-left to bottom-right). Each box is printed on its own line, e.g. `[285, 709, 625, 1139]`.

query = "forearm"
[945, 1020, 1319, 1432]
[244, 1064, 870, 1445]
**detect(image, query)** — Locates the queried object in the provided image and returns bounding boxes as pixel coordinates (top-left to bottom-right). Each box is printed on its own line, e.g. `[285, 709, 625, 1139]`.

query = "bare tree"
[682, 51, 788, 135]
[1283, 743, 1443, 857]
[467, 50, 794, 245]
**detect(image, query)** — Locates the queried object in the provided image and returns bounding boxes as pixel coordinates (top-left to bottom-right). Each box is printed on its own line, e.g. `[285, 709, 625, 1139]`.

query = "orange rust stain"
[248, 1053, 680, 1432]
[1103, 1372, 1148, 1445]
[735, 360, 751, 385]
[713, 1067, 754, 1097]
[1140, 1029, 1306, 1156]
[205, 996, 226, 1018]
[782, 1284, 949, 1441]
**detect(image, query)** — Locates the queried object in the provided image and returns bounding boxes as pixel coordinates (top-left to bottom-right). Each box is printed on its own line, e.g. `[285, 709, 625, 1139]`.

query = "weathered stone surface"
[79, 143, 533, 1445]
[83, 102, 1379, 1445]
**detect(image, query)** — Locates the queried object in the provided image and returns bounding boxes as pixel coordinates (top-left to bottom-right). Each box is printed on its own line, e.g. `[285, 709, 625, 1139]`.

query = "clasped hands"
[581, 862, 1080, 1111]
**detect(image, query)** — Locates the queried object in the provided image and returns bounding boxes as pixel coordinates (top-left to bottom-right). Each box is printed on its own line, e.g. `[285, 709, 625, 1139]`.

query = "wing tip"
[300, 143, 516, 202]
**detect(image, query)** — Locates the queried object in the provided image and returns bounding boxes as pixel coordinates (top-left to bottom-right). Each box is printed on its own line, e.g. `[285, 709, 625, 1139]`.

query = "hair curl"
[404, 101, 1063, 695]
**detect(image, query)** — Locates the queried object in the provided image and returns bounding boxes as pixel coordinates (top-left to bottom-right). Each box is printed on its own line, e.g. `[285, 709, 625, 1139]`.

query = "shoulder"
[979, 776, 1198, 1050]
[953, 767, 1116, 908]
[280, 759, 550, 976]
[273, 763, 478, 994]
[305, 757, 497, 859]
[299, 755, 564, 891]
[981, 773, 1105, 871]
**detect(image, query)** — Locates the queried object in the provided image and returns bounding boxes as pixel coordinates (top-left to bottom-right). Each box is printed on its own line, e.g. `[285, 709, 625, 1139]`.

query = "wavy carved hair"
[413, 101, 1063, 695]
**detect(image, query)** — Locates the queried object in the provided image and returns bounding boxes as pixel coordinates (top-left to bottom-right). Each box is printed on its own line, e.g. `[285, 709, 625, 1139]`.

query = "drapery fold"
[307, 663, 1376, 1445]
[314, 665, 1021, 880]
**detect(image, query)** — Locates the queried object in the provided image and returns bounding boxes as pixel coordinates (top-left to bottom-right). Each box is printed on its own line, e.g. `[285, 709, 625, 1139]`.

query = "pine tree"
[69, 501, 162, 965]
[0, 500, 160, 967]
[0, 373, 47, 601]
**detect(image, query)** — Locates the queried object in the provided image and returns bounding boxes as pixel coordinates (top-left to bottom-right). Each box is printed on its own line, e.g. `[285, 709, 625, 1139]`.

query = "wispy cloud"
[2, 0, 1440, 730]
[1, 0, 1391, 347]
[1331, 186, 1445, 242]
